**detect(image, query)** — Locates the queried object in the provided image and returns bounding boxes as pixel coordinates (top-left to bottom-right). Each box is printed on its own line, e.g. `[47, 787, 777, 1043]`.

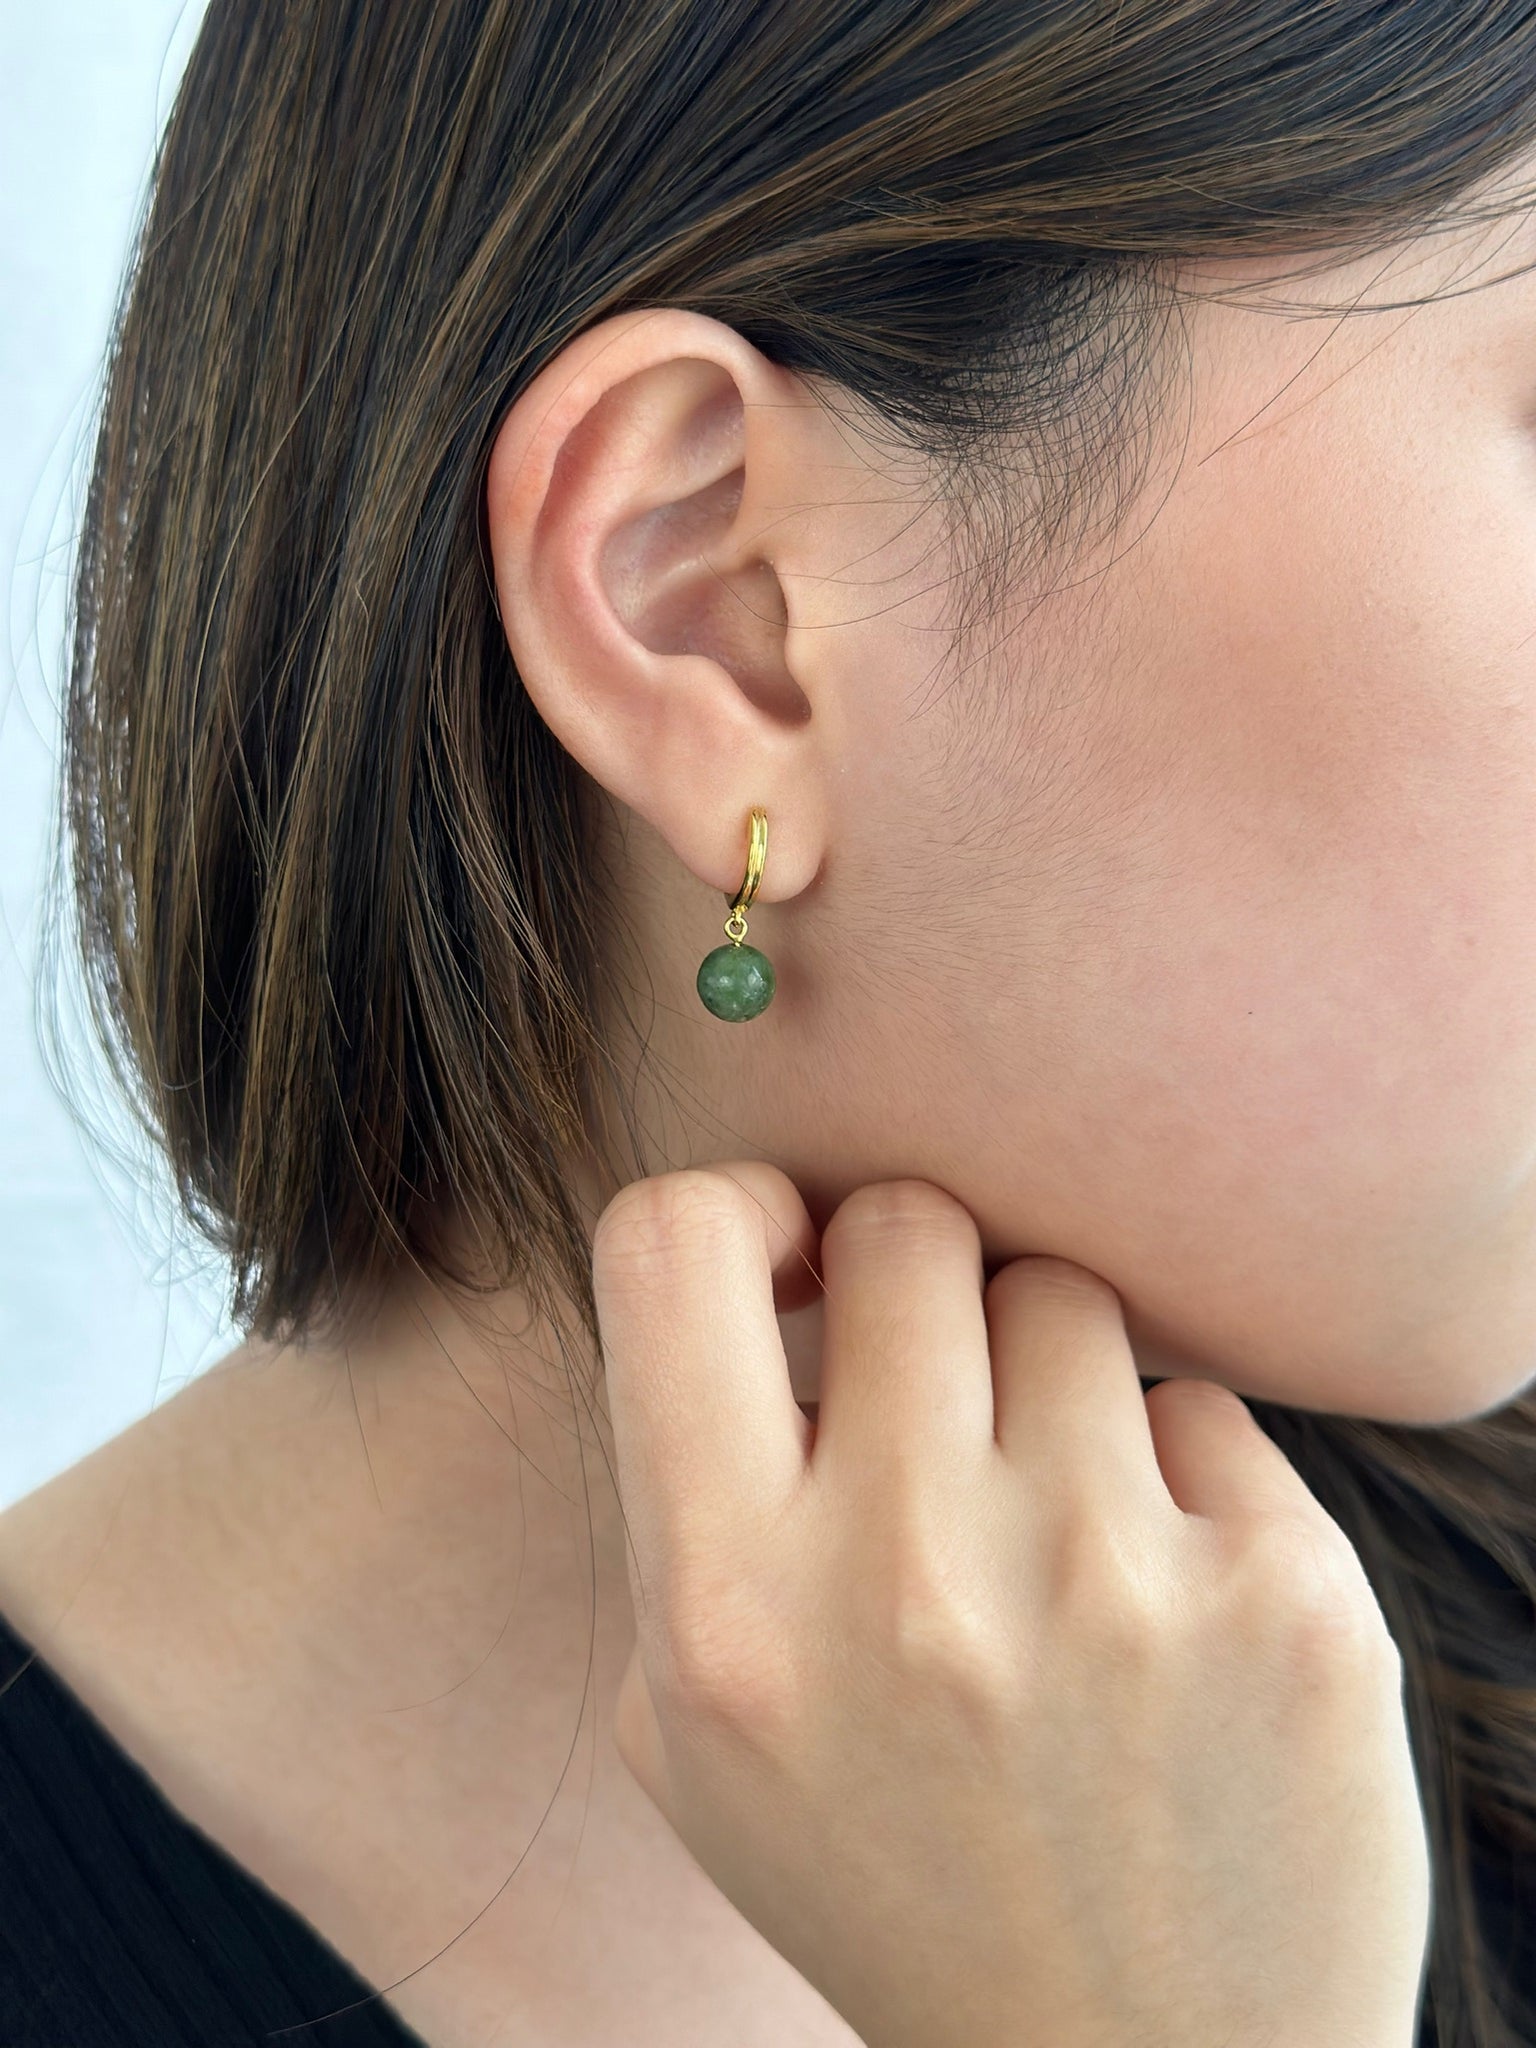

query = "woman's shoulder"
[0, 1599, 430, 2047]
[0, 1346, 256, 1672]
[0, 1337, 325, 1656]
[0, 1351, 435, 2047]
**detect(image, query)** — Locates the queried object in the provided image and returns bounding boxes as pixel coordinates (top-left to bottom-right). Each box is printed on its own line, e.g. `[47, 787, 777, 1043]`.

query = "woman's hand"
[594, 1166, 1432, 2048]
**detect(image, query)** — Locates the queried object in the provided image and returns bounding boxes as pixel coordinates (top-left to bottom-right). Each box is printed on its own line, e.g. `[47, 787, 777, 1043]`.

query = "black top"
[0, 1592, 1527, 2048]
[0, 1608, 429, 2047]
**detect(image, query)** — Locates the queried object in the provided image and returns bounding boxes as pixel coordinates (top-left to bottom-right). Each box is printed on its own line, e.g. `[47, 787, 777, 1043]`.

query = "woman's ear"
[484, 308, 829, 902]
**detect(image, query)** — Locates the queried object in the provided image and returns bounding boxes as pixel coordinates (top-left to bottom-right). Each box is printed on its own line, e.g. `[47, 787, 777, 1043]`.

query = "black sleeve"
[0, 1607, 430, 2048]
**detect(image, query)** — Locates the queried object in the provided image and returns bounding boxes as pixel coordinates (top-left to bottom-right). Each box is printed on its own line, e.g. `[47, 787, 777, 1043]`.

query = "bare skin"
[0, 1249, 857, 2047]
[7, 173, 1536, 2045]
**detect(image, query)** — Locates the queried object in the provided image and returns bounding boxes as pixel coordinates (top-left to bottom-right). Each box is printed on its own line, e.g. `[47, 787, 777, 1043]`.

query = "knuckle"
[823, 1179, 979, 1261]
[1042, 1513, 1168, 1663]
[891, 1594, 1013, 1710]
[593, 1169, 750, 1276]
[660, 1589, 800, 1743]
[1229, 1514, 1399, 1676]
[877, 1540, 1019, 1714]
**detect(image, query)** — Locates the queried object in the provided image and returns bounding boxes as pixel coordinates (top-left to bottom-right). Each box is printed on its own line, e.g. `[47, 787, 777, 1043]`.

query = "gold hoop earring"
[696, 808, 776, 1021]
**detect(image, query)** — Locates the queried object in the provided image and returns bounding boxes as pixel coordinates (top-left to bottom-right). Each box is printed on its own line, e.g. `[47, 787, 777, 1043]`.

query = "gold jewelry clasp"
[723, 807, 768, 945]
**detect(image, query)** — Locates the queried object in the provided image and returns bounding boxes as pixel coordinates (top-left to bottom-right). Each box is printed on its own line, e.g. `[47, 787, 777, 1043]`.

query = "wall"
[0, 0, 233, 1509]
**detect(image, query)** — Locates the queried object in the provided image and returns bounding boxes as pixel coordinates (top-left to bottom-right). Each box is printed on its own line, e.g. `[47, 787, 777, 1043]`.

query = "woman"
[2, 1, 1535, 2042]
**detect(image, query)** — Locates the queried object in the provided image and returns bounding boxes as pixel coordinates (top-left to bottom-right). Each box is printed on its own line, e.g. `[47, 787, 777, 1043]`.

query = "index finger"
[592, 1163, 816, 1608]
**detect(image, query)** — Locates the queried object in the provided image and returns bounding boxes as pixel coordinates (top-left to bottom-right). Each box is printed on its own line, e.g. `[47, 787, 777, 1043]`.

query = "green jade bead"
[696, 940, 776, 1021]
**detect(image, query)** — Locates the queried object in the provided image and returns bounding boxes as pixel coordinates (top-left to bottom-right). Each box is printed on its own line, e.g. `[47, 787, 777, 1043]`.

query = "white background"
[0, 0, 234, 1509]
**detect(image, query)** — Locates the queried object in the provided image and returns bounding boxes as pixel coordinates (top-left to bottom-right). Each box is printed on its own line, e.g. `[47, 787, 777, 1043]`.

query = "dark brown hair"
[58, 2, 1536, 2041]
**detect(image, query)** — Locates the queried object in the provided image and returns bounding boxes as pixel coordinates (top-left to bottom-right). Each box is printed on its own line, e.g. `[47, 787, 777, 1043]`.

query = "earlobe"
[483, 307, 827, 903]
